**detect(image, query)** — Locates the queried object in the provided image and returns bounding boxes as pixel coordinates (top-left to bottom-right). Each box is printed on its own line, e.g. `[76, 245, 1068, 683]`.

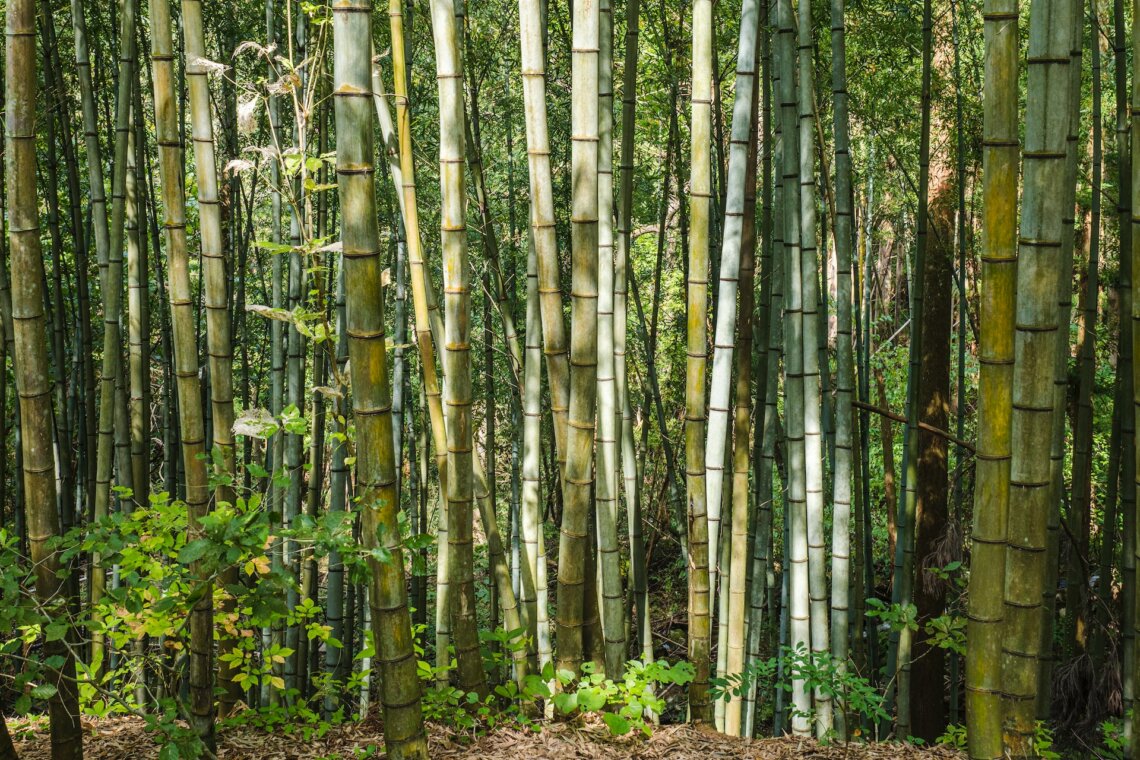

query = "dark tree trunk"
[910, 187, 954, 743]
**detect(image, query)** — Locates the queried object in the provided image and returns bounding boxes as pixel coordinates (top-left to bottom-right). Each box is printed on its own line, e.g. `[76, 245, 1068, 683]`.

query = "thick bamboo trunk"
[705, 0, 761, 622]
[594, 0, 626, 679]
[518, 0, 571, 475]
[7, 0, 84, 753]
[1001, 1, 1078, 751]
[830, 0, 856, 740]
[793, 1, 831, 733]
[332, 3, 428, 754]
[775, 0, 811, 735]
[429, 0, 487, 698]
[180, 0, 241, 713]
[556, 0, 601, 677]
[148, 0, 216, 743]
[963, 0, 1018, 738]
[686, 0, 714, 722]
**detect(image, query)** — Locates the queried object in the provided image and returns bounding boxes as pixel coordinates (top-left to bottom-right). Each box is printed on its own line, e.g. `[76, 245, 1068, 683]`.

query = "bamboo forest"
[3, 0, 1140, 757]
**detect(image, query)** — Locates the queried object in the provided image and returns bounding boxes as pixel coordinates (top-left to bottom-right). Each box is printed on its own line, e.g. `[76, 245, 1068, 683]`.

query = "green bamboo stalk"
[615, 0, 649, 668]
[180, 0, 240, 712]
[7, 0, 84, 752]
[332, 3, 428, 753]
[830, 0, 856, 739]
[126, 76, 149, 515]
[776, 0, 811, 735]
[1039, 2, 1083, 717]
[964, 0, 1018, 753]
[1000, 0, 1077, 750]
[386, 0, 454, 681]
[428, 0, 487, 698]
[744, 9, 779, 734]
[594, 0, 626, 680]
[793, 1, 832, 732]
[705, 0, 761, 665]
[685, 0, 715, 722]
[518, 0, 571, 474]
[148, 0, 215, 743]
[556, 0, 601, 678]
[522, 230, 543, 666]
[724, 40, 761, 735]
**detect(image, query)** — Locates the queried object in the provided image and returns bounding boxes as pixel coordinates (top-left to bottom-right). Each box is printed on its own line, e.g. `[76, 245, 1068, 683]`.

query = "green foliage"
[1032, 721, 1061, 760]
[936, 723, 967, 750]
[1100, 719, 1126, 760]
[415, 643, 692, 739]
[864, 598, 918, 634]
[710, 645, 888, 734]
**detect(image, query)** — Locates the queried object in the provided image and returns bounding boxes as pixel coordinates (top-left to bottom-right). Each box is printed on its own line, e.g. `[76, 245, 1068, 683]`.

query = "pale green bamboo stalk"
[795, 0, 831, 737]
[829, 0, 855, 740]
[595, 0, 626, 680]
[705, 0, 761, 657]
[745, 11, 779, 734]
[521, 230, 543, 664]
[428, 0, 487, 698]
[724, 53, 761, 735]
[518, 0, 571, 472]
[126, 76, 149, 516]
[776, 0, 811, 735]
[517, 0, 564, 680]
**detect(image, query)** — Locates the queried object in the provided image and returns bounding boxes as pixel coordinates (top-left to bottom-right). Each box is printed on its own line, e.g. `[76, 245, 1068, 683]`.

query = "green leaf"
[553, 692, 578, 714]
[577, 686, 607, 712]
[602, 712, 631, 735]
[178, 539, 212, 565]
[30, 683, 57, 700]
[44, 620, 68, 642]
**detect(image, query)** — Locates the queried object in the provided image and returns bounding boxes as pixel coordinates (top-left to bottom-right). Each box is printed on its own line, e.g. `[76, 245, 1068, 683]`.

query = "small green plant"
[1101, 718, 1126, 759]
[711, 645, 887, 733]
[1032, 721, 1061, 760]
[549, 659, 694, 736]
[936, 723, 967, 750]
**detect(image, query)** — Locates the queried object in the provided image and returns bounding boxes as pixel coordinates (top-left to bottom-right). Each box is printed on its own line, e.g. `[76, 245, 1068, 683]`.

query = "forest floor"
[9, 713, 967, 759]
